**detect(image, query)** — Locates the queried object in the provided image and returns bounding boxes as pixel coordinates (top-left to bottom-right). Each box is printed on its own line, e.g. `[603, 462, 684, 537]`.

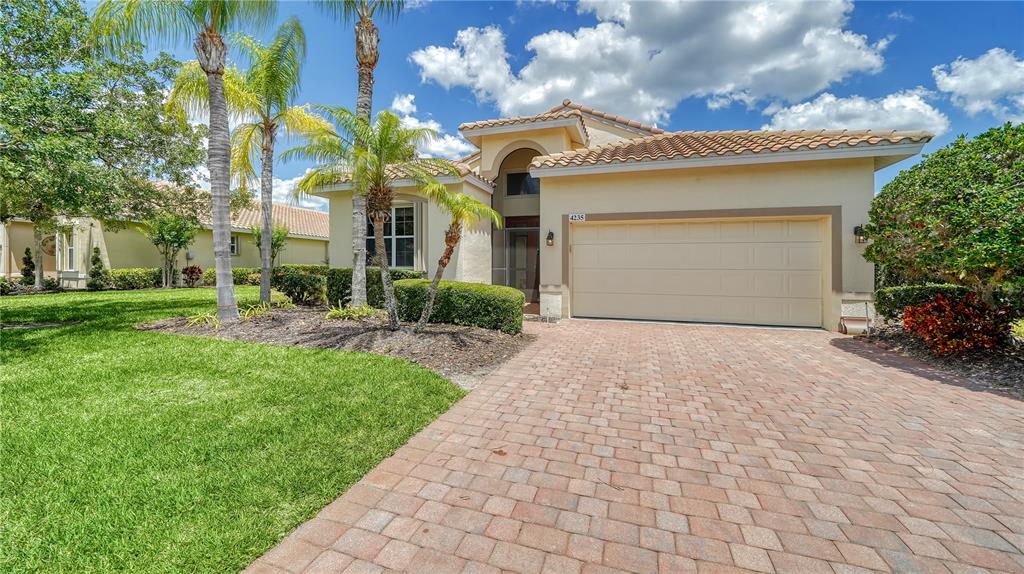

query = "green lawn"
[0, 288, 464, 573]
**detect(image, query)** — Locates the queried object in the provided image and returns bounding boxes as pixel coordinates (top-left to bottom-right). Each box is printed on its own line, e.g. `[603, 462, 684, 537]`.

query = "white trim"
[529, 142, 927, 178]
[461, 117, 588, 147]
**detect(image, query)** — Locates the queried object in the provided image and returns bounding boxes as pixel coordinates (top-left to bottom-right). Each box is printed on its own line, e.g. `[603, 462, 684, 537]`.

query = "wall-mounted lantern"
[546, 230, 555, 246]
[185, 250, 194, 260]
[853, 225, 868, 244]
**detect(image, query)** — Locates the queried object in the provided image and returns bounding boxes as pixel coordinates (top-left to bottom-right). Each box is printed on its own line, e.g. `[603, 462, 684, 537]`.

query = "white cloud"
[389, 94, 476, 159]
[410, 0, 888, 124]
[763, 90, 949, 135]
[391, 93, 418, 115]
[271, 169, 328, 212]
[887, 10, 913, 22]
[933, 48, 1024, 121]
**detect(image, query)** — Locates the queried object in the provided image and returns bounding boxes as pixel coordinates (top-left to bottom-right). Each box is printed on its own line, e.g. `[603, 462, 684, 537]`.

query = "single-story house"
[1, 202, 329, 289]
[317, 100, 931, 331]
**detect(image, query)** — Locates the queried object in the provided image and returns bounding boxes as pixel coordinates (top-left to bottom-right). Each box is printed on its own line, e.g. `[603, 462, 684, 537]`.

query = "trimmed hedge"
[326, 267, 424, 308]
[875, 284, 970, 319]
[394, 279, 525, 334]
[201, 267, 260, 286]
[273, 264, 327, 305]
[110, 268, 162, 290]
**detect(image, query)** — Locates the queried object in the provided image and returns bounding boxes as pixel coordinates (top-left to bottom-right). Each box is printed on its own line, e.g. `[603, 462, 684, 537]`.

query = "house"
[1, 202, 329, 289]
[318, 99, 932, 330]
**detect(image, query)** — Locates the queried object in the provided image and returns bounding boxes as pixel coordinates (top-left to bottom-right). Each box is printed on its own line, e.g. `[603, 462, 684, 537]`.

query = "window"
[366, 206, 415, 268]
[65, 233, 76, 271]
[506, 172, 540, 196]
[230, 235, 240, 256]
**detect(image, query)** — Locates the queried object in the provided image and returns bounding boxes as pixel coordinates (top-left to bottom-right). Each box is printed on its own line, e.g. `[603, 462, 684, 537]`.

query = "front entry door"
[507, 228, 539, 303]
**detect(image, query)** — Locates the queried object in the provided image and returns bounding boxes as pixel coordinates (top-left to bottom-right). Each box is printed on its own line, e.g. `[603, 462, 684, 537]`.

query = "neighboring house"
[0, 203, 329, 289]
[319, 100, 932, 331]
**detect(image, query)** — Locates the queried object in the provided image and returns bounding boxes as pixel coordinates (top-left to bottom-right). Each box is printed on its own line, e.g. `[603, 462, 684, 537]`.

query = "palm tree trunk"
[415, 223, 461, 333]
[197, 31, 239, 322]
[259, 128, 275, 304]
[350, 14, 379, 308]
[33, 225, 43, 290]
[372, 214, 399, 330]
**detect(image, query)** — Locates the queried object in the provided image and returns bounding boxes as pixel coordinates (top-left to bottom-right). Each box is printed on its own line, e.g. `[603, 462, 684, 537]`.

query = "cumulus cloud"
[410, 0, 888, 124]
[933, 48, 1024, 121]
[763, 90, 950, 135]
[271, 169, 328, 212]
[389, 94, 476, 159]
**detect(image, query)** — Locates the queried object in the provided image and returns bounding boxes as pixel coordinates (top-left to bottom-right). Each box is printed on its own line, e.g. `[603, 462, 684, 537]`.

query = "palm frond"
[206, 0, 277, 36]
[277, 106, 333, 140]
[92, 0, 197, 56]
[229, 122, 262, 196]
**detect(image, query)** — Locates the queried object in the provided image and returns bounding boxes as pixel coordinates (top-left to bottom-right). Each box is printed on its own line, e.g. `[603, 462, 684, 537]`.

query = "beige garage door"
[571, 218, 825, 327]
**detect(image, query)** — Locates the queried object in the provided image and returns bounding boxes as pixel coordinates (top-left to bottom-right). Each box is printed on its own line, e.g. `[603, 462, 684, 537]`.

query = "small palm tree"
[92, 0, 278, 322]
[167, 17, 328, 304]
[415, 190, 501, 333]
[318, 0, 404, 308]
[285, 107, 456, 330]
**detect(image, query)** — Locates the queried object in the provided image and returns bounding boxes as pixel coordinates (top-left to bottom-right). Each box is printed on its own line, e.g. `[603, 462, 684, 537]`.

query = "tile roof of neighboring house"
[530, 129, 933, 170]
[458, 109, 586, 132]
[547, 100, 666, 135]
[201, 203, 329, 239]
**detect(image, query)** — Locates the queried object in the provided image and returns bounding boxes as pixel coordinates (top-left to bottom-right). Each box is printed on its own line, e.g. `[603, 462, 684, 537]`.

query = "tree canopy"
[0, 0, 206, 226]
[864, 122, 1024, 295]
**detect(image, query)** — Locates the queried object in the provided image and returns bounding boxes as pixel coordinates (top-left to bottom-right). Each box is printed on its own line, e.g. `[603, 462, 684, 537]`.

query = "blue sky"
[137, 1, 1024, 210]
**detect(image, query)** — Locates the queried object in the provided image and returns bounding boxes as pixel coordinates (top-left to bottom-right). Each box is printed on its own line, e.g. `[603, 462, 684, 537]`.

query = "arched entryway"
[492, 147, 542, 305]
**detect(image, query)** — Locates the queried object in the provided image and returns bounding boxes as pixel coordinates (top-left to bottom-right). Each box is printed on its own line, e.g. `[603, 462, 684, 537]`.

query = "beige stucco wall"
[581, 119, 650, 146]
[1, 220, 57, 278]
[479, 130, 574, 179]
[536, 158, 877, 329]
[324, 182, 492, 284]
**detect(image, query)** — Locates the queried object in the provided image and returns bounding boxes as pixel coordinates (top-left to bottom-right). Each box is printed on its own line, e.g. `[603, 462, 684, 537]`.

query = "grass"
[0, 288, 465, 573]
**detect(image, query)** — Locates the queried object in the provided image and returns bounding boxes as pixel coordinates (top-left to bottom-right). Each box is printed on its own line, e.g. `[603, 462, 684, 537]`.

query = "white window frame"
[230, 235, 240, 256]
[64, 232, 76, 271]
[367, 205, 415, 268]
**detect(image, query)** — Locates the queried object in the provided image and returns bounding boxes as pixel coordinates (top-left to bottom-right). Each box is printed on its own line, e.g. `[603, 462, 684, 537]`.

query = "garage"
[570, 217, 826, 327]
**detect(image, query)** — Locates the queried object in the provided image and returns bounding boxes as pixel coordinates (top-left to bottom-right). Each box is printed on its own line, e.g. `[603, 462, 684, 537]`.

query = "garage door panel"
[571, 218, 825, 327]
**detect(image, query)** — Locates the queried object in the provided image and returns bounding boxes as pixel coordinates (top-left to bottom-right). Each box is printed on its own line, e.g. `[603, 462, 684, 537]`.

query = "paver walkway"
[248, 320, 1024, 574]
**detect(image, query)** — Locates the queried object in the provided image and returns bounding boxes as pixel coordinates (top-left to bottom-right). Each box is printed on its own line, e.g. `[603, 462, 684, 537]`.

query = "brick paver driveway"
[249, 320, 1024, 574]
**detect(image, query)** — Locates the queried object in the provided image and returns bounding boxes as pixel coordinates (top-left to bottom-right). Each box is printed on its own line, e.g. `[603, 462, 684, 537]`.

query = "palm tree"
[285, 107, 455, 330]
[318, 0, 404, 308]
[415, 189, 501, 333]
[166, 17, 328, 303]
[92, 0, 277, 322]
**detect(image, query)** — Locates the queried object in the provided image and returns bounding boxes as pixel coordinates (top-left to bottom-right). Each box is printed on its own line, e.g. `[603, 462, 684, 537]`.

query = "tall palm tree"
[285, 107, 455, 330]
[92, 0, 277, 321]
[318, 0, 404, 308]
[415, 189, 502, 333]
[167, 17, 329, 303]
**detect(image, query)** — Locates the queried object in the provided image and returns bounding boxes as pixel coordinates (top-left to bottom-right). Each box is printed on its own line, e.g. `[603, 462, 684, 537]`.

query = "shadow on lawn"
[829, 336, 1022, 401]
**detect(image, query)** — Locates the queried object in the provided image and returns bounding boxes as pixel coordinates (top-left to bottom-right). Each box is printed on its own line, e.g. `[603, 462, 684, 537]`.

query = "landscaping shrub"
[20, 247, 35, 286]
[201, 267, 259, 286]
[86, 247, 111, 291]
[0, 277, 11, 295]
[395, 279, 525, 334]
[110, 268, 161, 290]
[325, 304, 383, 321]
[326, 267, 424, 308]
[276, 271, 325, 305]
[874, 284, 970, 319]
[237, 289, 294, 310]
[42, 277, 61, 291]
[182, 265, 203, 288]
[903, 292, 1013, 356]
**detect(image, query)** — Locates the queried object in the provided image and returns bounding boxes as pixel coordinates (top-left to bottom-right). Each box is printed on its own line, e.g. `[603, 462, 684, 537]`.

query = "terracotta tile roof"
[458, 109, 586, 133]
[548, 100, 666, 135]
[200, 203, 329, 239]
[530, 129, 933, 170]
[329, 161, 494, 188]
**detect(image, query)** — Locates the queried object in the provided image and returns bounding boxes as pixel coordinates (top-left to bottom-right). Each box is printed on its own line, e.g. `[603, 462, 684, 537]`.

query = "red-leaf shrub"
[182, 265, 203, 288]
[902, 293, 1012, 356]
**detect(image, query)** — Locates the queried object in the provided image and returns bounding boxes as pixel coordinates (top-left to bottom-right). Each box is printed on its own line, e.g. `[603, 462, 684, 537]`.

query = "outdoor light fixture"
[185, 250, 194, 260]
[853, 225, 867, 244]
[546, 231, 555, 246]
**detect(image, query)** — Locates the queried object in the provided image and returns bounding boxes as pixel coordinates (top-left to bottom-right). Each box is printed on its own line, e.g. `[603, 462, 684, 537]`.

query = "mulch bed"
[866, 324, 1024, 398]
[139, 307, 536, 389]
